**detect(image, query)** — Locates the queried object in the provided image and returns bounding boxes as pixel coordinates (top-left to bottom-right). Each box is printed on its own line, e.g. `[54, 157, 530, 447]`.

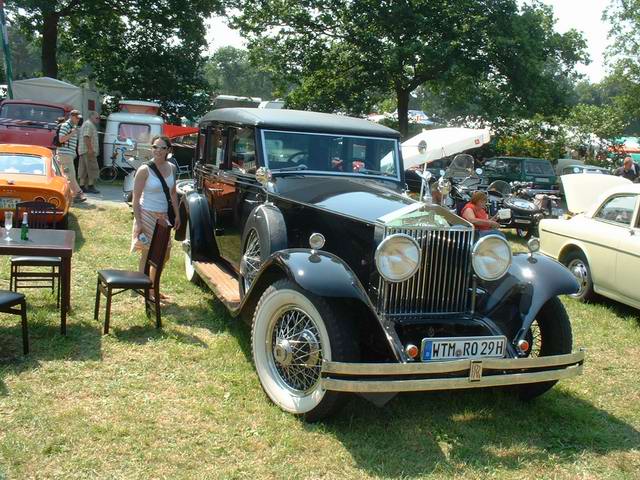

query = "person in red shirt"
[461, 191, 503, 237]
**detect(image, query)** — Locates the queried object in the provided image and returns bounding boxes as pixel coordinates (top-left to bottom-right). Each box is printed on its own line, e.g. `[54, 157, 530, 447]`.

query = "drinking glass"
[4, 211, 13, 241]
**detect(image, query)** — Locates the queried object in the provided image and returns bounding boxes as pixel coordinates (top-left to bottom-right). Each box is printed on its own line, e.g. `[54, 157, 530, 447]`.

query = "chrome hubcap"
[270, 308, 322, 393]
[241, 229, 261, 291]
[568, 259, 589, 296]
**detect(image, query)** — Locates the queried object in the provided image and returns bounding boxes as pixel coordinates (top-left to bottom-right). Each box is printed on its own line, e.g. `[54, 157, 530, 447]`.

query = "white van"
[103, 101, 163, 169]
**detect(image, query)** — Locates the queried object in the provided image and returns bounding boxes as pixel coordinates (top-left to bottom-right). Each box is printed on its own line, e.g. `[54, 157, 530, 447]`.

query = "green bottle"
[20, 212, 28, 241]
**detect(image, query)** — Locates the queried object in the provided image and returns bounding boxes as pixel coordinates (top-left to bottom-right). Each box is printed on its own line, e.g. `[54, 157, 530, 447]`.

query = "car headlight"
[472, 234, 512, 281]
[375, 234, 421, 282]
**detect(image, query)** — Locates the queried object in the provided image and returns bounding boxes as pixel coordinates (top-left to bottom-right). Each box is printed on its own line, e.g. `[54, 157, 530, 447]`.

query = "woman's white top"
[141, 164, 175, 212]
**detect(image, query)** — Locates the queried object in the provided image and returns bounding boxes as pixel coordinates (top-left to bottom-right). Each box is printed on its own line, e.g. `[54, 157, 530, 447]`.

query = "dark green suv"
[482, 156, 558, 189]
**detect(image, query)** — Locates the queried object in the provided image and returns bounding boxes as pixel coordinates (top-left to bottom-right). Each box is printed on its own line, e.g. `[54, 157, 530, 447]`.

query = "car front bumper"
[321, 350, 584, 393]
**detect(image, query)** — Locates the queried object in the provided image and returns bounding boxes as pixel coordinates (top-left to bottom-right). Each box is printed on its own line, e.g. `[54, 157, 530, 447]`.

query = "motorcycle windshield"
[444, 154, 480, 185]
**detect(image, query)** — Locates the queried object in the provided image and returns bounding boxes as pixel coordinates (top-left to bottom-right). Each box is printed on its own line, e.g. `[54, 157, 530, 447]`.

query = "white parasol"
[401, 127, 491, 170]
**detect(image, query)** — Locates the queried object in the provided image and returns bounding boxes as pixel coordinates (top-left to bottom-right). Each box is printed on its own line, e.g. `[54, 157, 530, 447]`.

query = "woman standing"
[461, 191, 503, 238]
[131, 135, 181, 300]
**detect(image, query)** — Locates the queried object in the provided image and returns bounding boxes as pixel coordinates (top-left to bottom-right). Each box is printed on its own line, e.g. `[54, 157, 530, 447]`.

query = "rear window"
[0, 103, 64, 123]
[0, 154, 47, 175]
[525, 160, 554, 175]
[117, 123, 151, 143]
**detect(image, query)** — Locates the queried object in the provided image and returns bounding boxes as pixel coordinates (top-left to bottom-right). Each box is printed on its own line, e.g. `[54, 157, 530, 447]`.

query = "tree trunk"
[396, 88, 410, 139]
[42, 12, 60, 78]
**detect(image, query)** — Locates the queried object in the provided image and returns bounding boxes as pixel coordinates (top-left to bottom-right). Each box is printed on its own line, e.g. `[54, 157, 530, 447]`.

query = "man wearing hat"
[57, 110, 86, 203]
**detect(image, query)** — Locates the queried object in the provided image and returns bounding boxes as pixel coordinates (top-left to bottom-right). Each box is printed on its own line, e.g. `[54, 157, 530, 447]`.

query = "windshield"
[262, 130, 399, 178]
[0, 154, 47, 175]
[0, 104, 64, 123]
[444, 153, 476, 179]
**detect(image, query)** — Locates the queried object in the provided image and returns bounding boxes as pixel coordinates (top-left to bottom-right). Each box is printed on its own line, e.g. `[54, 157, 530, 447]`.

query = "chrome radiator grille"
[377, 227, 474, 318]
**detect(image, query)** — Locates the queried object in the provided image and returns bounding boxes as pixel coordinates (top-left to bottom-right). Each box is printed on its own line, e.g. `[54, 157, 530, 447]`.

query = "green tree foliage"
[204, 46, 275, 99]
[232, 0, 587, 137]
[604, 0, 640, 128]
[0, 26, 41, 83]
[5, 1, 221, 120]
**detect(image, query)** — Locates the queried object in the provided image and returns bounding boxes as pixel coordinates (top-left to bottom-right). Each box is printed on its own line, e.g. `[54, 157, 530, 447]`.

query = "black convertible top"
[199, 108, 400, 138]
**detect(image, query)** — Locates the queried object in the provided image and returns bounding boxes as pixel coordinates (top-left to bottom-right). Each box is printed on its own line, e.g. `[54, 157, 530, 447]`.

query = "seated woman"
[461, 191, 504, 238]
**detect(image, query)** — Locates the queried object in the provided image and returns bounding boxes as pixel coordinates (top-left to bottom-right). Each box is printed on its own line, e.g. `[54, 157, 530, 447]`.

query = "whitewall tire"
[251, 279, 357, 421]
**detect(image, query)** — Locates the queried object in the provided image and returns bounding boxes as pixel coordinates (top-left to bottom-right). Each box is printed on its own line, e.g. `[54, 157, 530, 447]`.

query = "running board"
[193, 261, 241, 309]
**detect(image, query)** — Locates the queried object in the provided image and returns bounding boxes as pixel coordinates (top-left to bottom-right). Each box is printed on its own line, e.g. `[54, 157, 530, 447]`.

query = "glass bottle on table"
[4, 211, 13, 241]
[20, 212, 29, 241]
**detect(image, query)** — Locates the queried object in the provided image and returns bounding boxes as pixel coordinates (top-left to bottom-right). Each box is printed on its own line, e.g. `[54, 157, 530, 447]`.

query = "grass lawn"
[1, 203, 639, 479]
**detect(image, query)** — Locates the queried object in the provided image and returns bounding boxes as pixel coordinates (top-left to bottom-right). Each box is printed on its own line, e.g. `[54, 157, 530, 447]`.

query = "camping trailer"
[103, 101, 163, 168]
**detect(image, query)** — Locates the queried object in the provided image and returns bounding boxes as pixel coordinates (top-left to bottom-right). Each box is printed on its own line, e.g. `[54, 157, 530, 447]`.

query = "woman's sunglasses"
[152, 145, 168, 150]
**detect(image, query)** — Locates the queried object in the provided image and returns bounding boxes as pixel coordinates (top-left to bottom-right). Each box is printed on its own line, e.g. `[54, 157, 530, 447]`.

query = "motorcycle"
[511, 181, 564, 219]
[486, 180, 543, 238]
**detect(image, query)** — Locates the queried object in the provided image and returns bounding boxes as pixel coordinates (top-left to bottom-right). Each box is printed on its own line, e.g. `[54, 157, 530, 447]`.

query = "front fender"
[239, 248, 405, 361]
[479, 252, 578, 343]
[247, 249, 372, 305]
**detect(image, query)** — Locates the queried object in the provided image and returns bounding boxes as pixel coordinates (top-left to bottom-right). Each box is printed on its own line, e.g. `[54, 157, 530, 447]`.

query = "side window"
[196, 129, 206, 163]
[484, 159, 499, 171]
[231, 128, 256, 173]
[595, 195, 637, 226]
[506, 159, 522, 174]
[204, 127, 226, 167]
[52, 157, 63, 176]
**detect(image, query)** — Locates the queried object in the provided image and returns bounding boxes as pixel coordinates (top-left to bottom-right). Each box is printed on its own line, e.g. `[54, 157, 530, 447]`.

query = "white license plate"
[514, 218, 531, 224]
[535, 177, 550, 182]
[421, 336, 506, 361]
[0, 197, 19, 210]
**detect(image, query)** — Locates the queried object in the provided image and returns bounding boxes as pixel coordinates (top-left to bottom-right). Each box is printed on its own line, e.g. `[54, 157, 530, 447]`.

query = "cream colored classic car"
[539, 174, 638, 306]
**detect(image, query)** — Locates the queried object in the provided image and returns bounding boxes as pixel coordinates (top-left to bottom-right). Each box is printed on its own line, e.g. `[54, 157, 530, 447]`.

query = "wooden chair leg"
[154, 290, 161, 329]
[104, 287, 112, 335]
[21, 299, 29, 355]
[9, 265, 14, 291]
[93, 278, 101, 321]
[144, 287, 150, 317]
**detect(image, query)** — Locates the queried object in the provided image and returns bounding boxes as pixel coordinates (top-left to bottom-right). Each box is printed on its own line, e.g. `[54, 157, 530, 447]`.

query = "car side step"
[194, 261, 240, 309]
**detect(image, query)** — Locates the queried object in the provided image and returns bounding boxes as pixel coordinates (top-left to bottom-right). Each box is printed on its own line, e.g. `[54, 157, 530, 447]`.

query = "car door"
[613, 195, 640, 303]
[590, 194, 638, 294]
[199, 125, 227, 239]
[215, 126, 263, 270]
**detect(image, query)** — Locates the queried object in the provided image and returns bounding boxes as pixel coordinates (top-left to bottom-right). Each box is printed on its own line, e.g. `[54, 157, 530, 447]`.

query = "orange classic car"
[0, 144, 72, 228]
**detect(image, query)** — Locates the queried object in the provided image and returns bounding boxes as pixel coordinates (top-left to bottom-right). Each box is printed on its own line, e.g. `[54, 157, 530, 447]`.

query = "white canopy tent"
[402, 127, 491, 169]
[12, 77, 101, 118]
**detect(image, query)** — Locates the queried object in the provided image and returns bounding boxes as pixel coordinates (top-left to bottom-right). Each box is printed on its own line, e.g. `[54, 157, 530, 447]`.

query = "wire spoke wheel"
[99, 166, 117, 182]
[241, 229, 261, 291]
[251, 279, 358, 420]
[524, 319, 542, 358]
[270, 307, 323, 393]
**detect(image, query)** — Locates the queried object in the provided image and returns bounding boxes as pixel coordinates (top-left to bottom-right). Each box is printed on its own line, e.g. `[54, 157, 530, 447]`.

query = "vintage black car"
[176, 108, 584, 421]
